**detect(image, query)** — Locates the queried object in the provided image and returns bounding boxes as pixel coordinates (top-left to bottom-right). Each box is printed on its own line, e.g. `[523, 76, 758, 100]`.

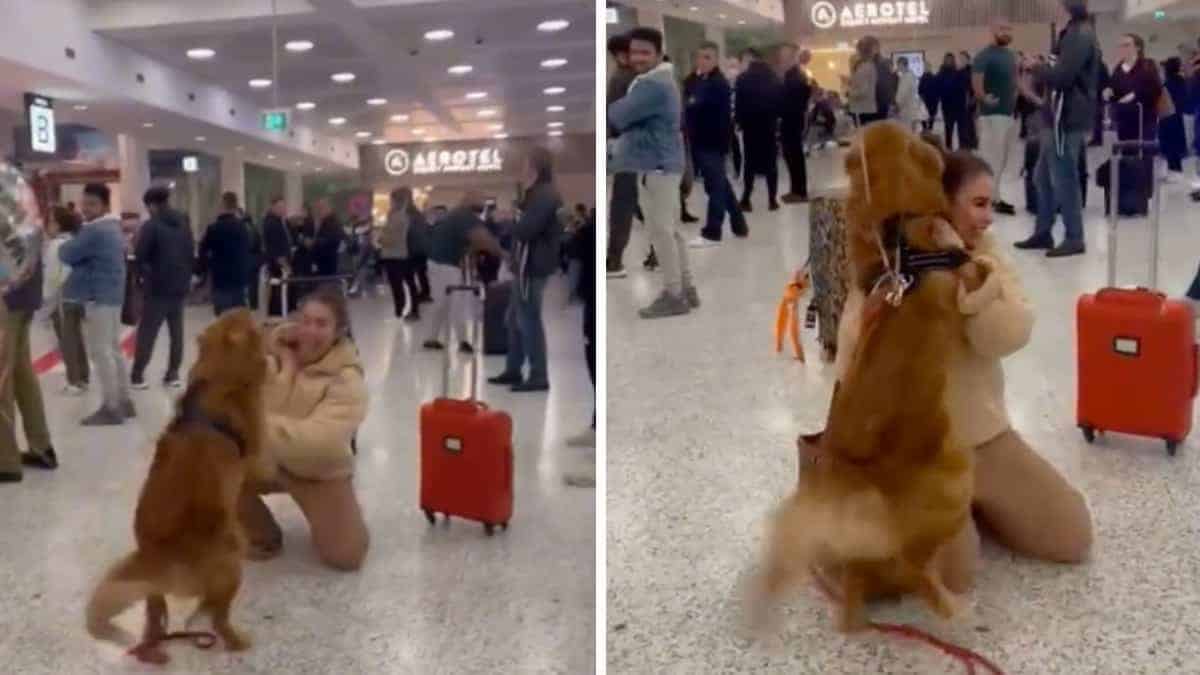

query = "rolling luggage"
[419, 281, 514, 535]
[483, 280, 510, 356]
[1076, 139, 1197, 456]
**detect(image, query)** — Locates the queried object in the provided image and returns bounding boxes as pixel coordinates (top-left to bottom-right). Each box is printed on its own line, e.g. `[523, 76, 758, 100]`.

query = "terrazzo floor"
[0, 277, 595, 674]
[607, 145, 1200, 673]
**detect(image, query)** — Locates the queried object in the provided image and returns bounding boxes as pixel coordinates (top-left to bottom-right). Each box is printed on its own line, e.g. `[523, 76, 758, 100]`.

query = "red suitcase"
[1077, 139, 1198, 455]
[419, 281, 514, 534]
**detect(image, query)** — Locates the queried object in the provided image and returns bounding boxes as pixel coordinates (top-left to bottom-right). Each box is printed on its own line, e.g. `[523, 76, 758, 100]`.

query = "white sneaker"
[130, 380, 150, 391]
[566, 428, 596, 448]
[164, 378, 185, 390]
[1191, 178, 1200, 191]
[61, 384, 85, 396]
[1163, 172, 1180, 185]
[688, 236, 721, 249]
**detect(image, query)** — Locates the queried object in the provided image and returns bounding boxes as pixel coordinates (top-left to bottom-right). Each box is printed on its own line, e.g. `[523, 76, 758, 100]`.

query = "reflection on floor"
[2, 279, 594, 674]
[607, 148, 1200, 673]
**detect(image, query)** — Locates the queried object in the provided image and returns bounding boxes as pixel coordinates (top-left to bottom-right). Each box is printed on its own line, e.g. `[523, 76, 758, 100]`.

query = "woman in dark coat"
[936, 53, 967, 150]
[1158, 57, 1188, 176]
[1106, 33, 1163, 210]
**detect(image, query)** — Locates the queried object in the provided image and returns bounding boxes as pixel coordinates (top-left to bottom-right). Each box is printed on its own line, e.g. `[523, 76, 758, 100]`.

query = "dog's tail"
[86, 552, 158, 647]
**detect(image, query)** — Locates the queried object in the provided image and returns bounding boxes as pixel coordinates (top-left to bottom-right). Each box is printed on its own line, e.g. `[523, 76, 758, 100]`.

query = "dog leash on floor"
[809, 567, 1006, 675]
[127, 630, 218, 664]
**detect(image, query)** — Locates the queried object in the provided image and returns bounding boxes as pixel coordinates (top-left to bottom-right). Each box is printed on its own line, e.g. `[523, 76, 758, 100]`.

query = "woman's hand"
[1102, 88, 1114, 102]
[1119, 92, 1136, 104]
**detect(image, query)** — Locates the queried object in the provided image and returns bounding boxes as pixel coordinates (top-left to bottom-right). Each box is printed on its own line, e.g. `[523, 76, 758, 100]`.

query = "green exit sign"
[261, 110, 289, 132]
[1154, 9, 1166, 20]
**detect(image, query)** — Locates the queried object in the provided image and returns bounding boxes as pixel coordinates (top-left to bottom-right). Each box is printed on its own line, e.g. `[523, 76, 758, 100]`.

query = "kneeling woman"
[240, 285, 369, 570]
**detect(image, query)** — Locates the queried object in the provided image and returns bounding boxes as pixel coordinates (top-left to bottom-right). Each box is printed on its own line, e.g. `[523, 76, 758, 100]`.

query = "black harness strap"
[170, 381, 247, 456]
[877, 214, 971, 297]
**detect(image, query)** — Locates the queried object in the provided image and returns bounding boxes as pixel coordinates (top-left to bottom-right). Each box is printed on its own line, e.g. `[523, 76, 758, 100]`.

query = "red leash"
[810, 568, 1006, 675]
[127, 630, 218, 664]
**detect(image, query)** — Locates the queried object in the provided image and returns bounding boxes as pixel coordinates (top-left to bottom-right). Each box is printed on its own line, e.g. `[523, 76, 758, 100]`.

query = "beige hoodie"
[834, 232, 1034, 448]
[263, 329, 368, 480]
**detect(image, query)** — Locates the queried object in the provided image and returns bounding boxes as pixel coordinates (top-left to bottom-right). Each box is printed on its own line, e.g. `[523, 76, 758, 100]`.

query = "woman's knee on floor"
[313, 522, 369, 571]
[1043, 488, 1093, 564]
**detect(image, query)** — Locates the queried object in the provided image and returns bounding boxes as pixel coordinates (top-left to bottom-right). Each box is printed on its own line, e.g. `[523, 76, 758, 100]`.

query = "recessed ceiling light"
[249, 78, 272, 88]
[737, 19, 746, 24]
[540, 58, 568, 69]
[315, 167, 324, 172]
[425, 137, 438, 143]
[465, 91, 488, 100]
[448, 64, 473, 75]
[371, 139, 387, 145]
[412, 128, 426, 135]
[390, 113, 410, 122]
[493, 132, 509, 139]
[548, 130, 563, 137]
[296, 101, 316, 110]
[543, 86, 565, 95]
[546, 105, 565, 112]
[689, 5, 698, 10]
[477, 109, 497, 118]
[355, 131, 371, 138]
[487, 123, 504, 131]
[142, 122, 154, 128]
[187, 48, 215, 60]
[73, 104, 88, 111]
[366, 98, 387, 106]
[267, 154, 276, 160]
[295, 161, 302, 167]
[719, 13, 727, 19]
[537, 19, 569, 32]
[329, 117, 347, 126]
[547, 121, 564, 128]
[331, 72, 356, 83]
[195, 136, 206, 142]
[424, 29, 454, 41]
[285, 40, 314, 53]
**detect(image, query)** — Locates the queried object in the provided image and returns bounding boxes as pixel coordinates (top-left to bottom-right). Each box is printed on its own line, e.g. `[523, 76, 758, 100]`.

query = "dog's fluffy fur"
[86, 309, 268, 653]
[752, 122, 982, 632]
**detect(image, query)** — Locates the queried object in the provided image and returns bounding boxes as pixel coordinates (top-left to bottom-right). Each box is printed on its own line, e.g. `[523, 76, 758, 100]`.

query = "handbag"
[1157, 90, 1175, 120]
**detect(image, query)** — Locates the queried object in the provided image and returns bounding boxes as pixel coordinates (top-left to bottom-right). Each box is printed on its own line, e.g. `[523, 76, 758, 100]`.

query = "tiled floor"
[1, 278, 595, 674]
[607, 147, 1200, 673]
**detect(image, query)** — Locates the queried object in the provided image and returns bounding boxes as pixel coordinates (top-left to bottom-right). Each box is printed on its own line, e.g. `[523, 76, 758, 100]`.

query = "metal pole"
[271, 0, 279, 110]
[1108, 143, 1117, 288]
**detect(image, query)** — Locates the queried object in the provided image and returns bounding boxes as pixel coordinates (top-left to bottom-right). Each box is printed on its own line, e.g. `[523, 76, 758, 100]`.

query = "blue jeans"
[1187, 263, 1200, 300]
[213, 287, 247, 316]
[693, 149, 747, 241]
[504, 276, 549, 385]
[1034, 128, 1086, 244]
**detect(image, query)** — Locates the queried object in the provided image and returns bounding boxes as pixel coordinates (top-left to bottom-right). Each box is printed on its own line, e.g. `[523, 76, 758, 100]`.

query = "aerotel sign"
[384, 146, 504, 177]
[811, 1, 931, 29]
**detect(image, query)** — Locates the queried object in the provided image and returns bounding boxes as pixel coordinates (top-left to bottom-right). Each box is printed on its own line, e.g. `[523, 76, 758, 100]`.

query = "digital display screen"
[25, 93, 56, 154]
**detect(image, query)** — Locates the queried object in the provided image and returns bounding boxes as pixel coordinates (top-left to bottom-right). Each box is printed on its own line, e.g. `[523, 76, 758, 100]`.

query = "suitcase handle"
[440, 262, 486, 401]
[1094, 287, 1165, 305]
[1193, 343, 1199, 399]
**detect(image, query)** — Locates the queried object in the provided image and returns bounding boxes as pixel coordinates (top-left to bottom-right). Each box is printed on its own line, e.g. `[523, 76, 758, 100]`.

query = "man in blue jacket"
[59, 183, 134, 426]
[608, 27, 692, 319]
[686, 41, 747, 247]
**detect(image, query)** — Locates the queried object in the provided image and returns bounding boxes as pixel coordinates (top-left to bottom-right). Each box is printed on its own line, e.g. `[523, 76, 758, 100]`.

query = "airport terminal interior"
[0, 0, 596, 672]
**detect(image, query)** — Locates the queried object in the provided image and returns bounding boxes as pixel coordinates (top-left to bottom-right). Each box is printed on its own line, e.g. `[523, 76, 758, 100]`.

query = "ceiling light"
[465, 91, 488, 100]
[295, 161, 303, 167]
[390, 113, 410, 122]
[285, 40, 314, 53]
[719, 13, 727, 19]
[493, 133, 509, 139]
[73, 104, 88, 111]
[331, 72, 356, 83]
[249, 78, 272, 88]
[424, 29, 454, 41]
[267, 154, 276, 160]
[142, 122, 154, 128]
[543, 86, 565, 95]
[425, 137, 438, 143]
[235, 146, 244, 151]
[187, 48, 215, 60]
[546, 105, 565, 112]
[548, 130, 563, 137]
[329, 117, 347, 126]
[537, 19, 569, 32]
[296, 101, 316, 110]
[412, 127, 426, 135]
[371, 139, 387, 146]
[488, 123, 504, 131]
[689, 5, 698, 10]
[477, 109, 497, 118]
[737, 19, 746, 24]
[355, 131, 371, 138]
[541, 58, 568, 69]
[195, 136, 206, 142]
[366, 98, 387, 106]
[448, 64, 473, 75]
[547, 121, 563, 128]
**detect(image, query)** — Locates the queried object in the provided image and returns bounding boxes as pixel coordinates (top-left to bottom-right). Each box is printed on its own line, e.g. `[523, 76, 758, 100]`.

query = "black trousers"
[382, 257, 421, 318]
[131, 293, 185, 382]
[781, 127, 808, 198]
[730, 129, 743, 178]
[266, 262, 297, 318]
[584, 292, 595, 427]
[944, 109, 965, 150]
[246, 264, 262, 311]
[411, 255, 431, 301]
[607, 171, 638, 270]
[740, 131, 778, 206]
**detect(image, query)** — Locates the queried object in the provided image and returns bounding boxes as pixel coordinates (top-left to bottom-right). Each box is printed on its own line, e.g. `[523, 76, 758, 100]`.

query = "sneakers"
[164, 378, 184, 390]
[423, 339, 445, 351]
[130, 378, 150, 391]
[688, 236, 720, 249]
[488, 372, 522, 386]
[566, 428, 595, 448]
[993, 200, 1016, 215]
[404, 313, 421, 323]
[681, 210, 699, 224]
[1046, 240, 1086, 258]
[0, 470, 21, 484]
[1014, 235, 1055, 251]
[768, 201, 781, 212]
[780, 193, 808, 204]
[61, 384, 86, 396]
[512, 380, 550, 393]
[81, 407, 125, 427]
[638, 291, 690, 319]
[607, 265, 628, 279]
[458, 342, 475, 355]
[683, 285, 701, 309]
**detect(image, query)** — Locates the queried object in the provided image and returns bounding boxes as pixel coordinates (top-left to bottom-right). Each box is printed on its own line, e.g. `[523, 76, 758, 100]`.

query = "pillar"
[782, 0, 813, 44]
[115, 133, 149, 217]
[284, 171, 303, 215]
[705, 24, 726, 55]
[220, 154, 245, 201]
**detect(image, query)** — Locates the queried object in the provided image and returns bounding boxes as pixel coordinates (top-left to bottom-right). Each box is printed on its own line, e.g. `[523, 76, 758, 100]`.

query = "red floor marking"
[32, 330, 136, 377]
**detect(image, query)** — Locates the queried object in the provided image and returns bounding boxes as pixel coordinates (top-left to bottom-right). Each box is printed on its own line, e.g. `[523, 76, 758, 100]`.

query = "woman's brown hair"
[300, 284, 351, 337]
[942, 151, 994, 201]
[52, 205, 80, 234]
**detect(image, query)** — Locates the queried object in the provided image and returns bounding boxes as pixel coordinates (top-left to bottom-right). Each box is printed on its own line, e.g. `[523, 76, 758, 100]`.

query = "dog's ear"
[927, 217, 965, 250]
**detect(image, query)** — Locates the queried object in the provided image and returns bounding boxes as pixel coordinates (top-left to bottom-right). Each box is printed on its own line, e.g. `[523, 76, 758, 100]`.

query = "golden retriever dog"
[86, 309, 268, 657]
[750, 123, 984, 633]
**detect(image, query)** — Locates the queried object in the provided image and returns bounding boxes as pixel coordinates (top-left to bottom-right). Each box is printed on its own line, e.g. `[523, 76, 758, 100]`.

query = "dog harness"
[871, 213, 972, 305]
[169, 381, 247, 457]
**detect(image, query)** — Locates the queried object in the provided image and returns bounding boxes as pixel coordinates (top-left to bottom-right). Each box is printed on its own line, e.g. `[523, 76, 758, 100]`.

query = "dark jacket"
[607, 65, 636, 139]
[262, 212, 292, 271]
[511, 180, 564, 279]
[199, 213, 251, 291]
[1109, 59, 1163, 140]
[937, 65, 968, 111]
[313, 214, 345, 276]
[875, 57, 899, 115]
[3, 227, 42, 313]
[1037, 18, 1101, 134]
[685, 68, 733, 154]
[781, 66, 814, 136]
[135, 208, 194, 299]
[406, 209, 432, 258]
[918, 71, 938, 107]
[735, 60, 781, 138]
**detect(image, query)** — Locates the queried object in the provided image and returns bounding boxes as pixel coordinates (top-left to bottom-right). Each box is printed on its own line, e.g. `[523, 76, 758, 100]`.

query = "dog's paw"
[220, 628, 252, 651]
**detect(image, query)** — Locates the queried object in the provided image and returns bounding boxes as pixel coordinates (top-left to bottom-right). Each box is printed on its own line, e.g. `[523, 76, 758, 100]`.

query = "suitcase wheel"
[1167, 440, 1180, 456]
[423, 509, 436, 525]
[501, 522, 509, 532]
[1081, 426, 1096, 444]
[484, 523, 495, 536]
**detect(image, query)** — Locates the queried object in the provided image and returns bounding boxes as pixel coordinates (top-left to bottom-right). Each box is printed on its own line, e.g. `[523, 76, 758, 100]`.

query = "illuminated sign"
[606, 7, 618, 23]
[261, 109, 289, 132]
[384, 147, 504, 177]
[182, 156, 199, 173]
[25, 93, 56, 154]
[811, 1, 931, 29]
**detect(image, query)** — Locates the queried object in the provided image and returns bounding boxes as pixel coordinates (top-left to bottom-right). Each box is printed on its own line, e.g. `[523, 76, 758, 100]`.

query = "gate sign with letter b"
[25, 93, 56, 154]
